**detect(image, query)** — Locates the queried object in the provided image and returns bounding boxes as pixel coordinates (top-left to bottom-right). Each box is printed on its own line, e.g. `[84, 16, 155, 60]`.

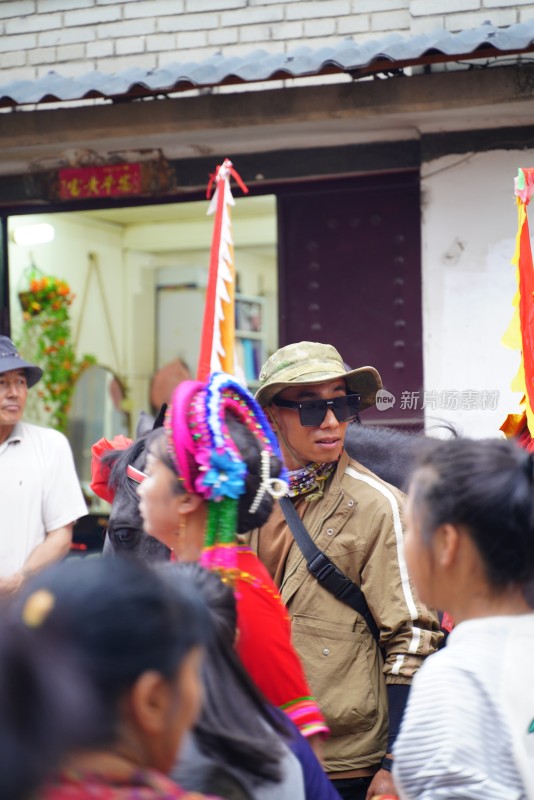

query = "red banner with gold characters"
[58, 163, 142, 200]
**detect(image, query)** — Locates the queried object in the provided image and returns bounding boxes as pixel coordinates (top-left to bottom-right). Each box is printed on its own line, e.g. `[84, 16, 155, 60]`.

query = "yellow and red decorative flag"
[501, 167, 534, 449]
[197, 159, 248, 382]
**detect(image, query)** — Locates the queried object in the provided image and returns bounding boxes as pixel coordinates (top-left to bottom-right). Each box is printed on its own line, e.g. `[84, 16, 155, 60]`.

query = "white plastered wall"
[421, 149, 534, 438]
[8, 213, 127, 374]
[8, 213, 136, 433]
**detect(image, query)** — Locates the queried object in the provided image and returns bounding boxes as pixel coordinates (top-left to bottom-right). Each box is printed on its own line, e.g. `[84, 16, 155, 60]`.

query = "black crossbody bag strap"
[279, 496, 381, 649]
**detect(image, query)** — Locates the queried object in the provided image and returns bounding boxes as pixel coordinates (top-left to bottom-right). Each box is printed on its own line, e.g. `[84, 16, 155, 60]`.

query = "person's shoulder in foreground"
[394, 436, 534, 799]
[40, 767, 223, 799]
[394, 617, 534, 799]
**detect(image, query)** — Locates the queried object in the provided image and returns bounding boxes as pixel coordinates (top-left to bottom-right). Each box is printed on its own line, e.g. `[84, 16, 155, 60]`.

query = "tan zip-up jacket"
[248, 450, 442, 774]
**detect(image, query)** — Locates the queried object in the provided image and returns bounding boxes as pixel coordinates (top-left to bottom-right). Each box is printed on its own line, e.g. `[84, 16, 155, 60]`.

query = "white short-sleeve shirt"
[0, 421, 88, 577]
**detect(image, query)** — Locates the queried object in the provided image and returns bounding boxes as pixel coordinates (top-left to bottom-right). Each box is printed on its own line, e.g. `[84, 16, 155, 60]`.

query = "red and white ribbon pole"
[197, 159, 248, 382]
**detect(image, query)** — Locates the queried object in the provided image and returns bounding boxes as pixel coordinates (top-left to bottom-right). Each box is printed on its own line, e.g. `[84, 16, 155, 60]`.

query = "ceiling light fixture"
[12, 223, 55, 246]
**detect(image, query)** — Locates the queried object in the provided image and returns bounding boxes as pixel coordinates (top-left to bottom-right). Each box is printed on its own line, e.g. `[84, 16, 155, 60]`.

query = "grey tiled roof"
[1, 19, 534, 108]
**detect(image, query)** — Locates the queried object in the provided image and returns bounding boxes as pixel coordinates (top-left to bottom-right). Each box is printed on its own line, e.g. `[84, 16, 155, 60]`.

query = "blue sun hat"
[0, 336, 42, 387]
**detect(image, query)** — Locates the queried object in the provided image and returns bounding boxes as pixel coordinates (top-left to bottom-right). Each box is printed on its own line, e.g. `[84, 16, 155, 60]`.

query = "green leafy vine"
[18, 272, 95, 433]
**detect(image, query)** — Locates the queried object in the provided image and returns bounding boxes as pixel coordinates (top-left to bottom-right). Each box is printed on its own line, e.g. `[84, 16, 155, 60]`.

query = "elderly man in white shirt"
[0, 336, 87, 594]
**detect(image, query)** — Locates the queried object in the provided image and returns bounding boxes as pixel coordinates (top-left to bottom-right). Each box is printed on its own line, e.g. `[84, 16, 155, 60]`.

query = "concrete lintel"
[1, 64, 533, 152]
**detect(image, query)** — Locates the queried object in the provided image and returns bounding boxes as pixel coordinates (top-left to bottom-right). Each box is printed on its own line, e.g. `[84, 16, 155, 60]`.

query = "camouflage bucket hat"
[255, 341, 382, 411]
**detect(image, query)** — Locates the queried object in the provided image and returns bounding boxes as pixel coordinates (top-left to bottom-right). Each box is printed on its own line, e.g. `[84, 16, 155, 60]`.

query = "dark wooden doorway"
[277, 172, 422, 427]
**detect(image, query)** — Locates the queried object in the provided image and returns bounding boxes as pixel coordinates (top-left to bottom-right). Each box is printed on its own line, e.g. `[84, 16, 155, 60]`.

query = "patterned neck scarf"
[287, 461, 336, 502]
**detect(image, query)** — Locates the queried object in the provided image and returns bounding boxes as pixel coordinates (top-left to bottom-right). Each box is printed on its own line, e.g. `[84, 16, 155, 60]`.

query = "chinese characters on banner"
[59, 163, 142, 200]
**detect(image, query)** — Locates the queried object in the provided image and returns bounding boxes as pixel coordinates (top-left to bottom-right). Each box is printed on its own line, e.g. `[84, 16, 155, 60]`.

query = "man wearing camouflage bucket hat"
[249, 341, 441, 800]
[0, 336, 87, 595]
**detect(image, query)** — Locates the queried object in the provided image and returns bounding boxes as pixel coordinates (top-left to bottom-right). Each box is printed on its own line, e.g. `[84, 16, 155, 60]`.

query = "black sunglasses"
[272, 393, 361, 427]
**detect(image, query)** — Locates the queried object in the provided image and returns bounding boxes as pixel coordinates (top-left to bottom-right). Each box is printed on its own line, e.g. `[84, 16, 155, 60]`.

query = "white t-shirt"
[0, 422, 88, 577]
[393, 614, 534, 800]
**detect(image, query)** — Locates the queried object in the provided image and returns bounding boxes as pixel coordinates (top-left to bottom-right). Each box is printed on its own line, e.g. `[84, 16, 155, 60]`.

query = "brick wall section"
[0, 0, 533, 81]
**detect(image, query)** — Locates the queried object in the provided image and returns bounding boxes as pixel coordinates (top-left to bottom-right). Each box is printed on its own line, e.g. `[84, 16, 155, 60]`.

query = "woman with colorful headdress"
[137, 372, 328, 743]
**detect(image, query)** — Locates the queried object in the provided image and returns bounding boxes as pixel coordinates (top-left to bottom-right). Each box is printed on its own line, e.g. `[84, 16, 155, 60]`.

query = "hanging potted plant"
[17, 269, 96, 433]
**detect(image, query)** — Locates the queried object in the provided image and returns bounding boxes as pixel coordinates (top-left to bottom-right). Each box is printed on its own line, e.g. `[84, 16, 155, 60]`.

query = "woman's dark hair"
[148, 413, 285, 532]
[147, 426, 185, 497]
[227, 414, 285, 533]
[163, 563, 287, 787]
[410, 437, 534, 587]
[13, 556, 210, 746]
[0, 608, 96, 800]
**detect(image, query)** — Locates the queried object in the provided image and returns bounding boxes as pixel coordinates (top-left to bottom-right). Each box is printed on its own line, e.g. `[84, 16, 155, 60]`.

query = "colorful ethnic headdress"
[166, 372, 288, 578]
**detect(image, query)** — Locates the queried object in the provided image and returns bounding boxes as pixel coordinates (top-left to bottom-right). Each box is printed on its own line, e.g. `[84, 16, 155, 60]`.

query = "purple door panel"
[277, 173, 422, 427]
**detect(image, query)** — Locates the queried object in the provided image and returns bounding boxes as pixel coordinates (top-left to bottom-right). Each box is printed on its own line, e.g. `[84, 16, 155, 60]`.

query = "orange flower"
[30, 279, 40, 293]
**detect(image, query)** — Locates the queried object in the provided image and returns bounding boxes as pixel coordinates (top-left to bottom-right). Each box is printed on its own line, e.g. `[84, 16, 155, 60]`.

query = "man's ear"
[435, 523, 460, 569]
[128, 670, 170, 736]
[265, 404, 278, 430]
